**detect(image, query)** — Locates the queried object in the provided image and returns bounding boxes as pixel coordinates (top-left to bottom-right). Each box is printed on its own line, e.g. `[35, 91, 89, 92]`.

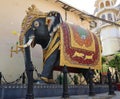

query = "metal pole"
[0, 72, 2, 85]
[24, 45, 34, 99]
[59, 72, 62, 85]
[88, 68, 95, 96]
[1, 86, 4, 99]
[25, 61, 34, 99]
[22, 72, 26, 84]
[107, 69, 115, 95]
[100, 72, 102, 84]
[62, 66, 69, 99]
[115, 70, 119, 83]
[0, 73, 4, 99]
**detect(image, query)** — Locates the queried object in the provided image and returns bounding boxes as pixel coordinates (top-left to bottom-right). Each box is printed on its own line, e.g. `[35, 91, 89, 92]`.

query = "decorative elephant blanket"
[59, 23, 101, 69]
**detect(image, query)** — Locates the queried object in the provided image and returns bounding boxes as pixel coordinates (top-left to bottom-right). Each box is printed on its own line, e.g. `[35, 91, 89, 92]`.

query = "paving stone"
[33, 91, 120, 99]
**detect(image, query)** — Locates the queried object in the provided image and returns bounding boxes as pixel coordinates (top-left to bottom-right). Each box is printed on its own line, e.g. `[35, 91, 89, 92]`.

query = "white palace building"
[93, 0, 120, 56]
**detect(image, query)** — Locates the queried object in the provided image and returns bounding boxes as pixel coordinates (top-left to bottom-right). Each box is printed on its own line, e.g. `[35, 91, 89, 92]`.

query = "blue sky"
[61, 0, 120, 14]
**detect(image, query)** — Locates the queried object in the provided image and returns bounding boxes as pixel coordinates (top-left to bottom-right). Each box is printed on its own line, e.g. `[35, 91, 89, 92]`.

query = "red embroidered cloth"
[60, 23, 101, 69]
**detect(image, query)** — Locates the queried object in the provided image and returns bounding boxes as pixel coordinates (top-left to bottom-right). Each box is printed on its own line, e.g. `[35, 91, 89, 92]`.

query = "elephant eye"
[34, 21, 39, 28]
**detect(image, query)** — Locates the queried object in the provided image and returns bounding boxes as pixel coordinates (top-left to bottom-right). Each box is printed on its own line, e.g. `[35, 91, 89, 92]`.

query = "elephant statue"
[15, 5, 101, 84]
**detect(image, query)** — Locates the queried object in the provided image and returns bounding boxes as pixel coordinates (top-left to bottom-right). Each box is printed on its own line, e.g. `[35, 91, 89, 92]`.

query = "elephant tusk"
[18, 38, 34, 48]
[49, 33, 54, 37]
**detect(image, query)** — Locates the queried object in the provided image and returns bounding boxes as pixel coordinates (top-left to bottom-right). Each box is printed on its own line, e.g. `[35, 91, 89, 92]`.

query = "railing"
[0, 66, 118, 98]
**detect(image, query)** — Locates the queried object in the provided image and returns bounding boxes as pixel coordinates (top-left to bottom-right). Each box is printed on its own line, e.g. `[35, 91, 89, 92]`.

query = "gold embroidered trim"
[43, 31, 60, 62]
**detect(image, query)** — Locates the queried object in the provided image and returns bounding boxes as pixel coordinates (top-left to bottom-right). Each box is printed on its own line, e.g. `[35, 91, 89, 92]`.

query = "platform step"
[0, 84, 109, 99]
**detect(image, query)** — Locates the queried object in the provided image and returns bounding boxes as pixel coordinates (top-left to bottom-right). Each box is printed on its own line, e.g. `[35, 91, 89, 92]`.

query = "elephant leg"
[81, 69, 95, 84]
[40, 49, 59, 83]
[47, 70, 56, 83]
[82, 70, 89, 84]
[48, 55, 60, 83]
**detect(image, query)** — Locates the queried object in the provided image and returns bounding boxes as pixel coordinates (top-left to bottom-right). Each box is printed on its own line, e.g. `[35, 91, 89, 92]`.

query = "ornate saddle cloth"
[60, 23, 101, 69]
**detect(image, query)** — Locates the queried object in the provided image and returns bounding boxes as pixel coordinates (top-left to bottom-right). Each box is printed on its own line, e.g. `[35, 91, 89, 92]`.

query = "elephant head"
[19, 5, 62, 49]
[18, 5, 63, 84]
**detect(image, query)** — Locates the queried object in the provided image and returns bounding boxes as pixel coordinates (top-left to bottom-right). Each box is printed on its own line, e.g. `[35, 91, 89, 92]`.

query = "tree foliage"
[102, 56, 107, 64]
[108, 53, 120, 72]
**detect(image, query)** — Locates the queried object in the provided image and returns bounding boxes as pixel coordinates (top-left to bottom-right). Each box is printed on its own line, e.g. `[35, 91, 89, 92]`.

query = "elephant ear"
[47, 11, 63, 35]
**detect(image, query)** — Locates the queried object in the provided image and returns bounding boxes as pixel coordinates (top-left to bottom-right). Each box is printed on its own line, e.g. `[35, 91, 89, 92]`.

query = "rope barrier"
[0, 65, 118, 85]
[2, 71, 25, 84]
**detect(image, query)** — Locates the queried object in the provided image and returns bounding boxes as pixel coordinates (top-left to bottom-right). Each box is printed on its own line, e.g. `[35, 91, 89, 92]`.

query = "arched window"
[106, 1, 110, 7]
[108, 13, 112, 21]
[113, 15, 116, 21]
[102, 14, 106, 19]
[100, 2, 104, 8]
[101, 14, 106, 24]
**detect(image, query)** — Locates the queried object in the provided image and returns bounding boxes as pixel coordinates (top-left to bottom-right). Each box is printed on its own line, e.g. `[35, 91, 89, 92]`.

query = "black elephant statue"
[16, 5, 101, 84]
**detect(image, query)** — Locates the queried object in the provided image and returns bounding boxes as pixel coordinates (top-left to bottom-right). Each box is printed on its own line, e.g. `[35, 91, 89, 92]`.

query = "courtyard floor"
[35, 91, 120, 99]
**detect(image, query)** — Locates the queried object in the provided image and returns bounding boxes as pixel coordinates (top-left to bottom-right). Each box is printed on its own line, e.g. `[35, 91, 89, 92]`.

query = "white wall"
[100, 26, 120, 56]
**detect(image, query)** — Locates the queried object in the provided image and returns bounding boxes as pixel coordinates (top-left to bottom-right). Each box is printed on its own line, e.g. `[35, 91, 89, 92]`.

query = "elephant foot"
[35, 74, 56, 84]
[40, 77, 56, 84]
[40, 76, 49, 83]
[33, 78, 47, 84]
[48, 79, 56, 84]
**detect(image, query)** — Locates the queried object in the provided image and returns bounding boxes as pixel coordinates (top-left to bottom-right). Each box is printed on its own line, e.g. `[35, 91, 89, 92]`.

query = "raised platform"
[0, 84, 109, 99]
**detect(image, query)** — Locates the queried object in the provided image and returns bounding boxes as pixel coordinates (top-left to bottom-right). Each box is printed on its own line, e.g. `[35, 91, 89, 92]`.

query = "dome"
[94, 0, 117, 8]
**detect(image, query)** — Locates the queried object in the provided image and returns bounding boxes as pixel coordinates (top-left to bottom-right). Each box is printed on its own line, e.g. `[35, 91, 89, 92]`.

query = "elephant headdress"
[19, 5, 48, 48]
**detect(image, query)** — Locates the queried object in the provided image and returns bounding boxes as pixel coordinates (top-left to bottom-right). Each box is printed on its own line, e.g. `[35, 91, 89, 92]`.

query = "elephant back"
[59, 22, 102, 70]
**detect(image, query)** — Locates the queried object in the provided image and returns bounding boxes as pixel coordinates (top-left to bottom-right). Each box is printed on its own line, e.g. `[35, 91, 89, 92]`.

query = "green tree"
[114, 54, 120, 72]
[108, 53, 120, 72]
[102, 56, 107, 64]
[101, 56, 108, 72]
